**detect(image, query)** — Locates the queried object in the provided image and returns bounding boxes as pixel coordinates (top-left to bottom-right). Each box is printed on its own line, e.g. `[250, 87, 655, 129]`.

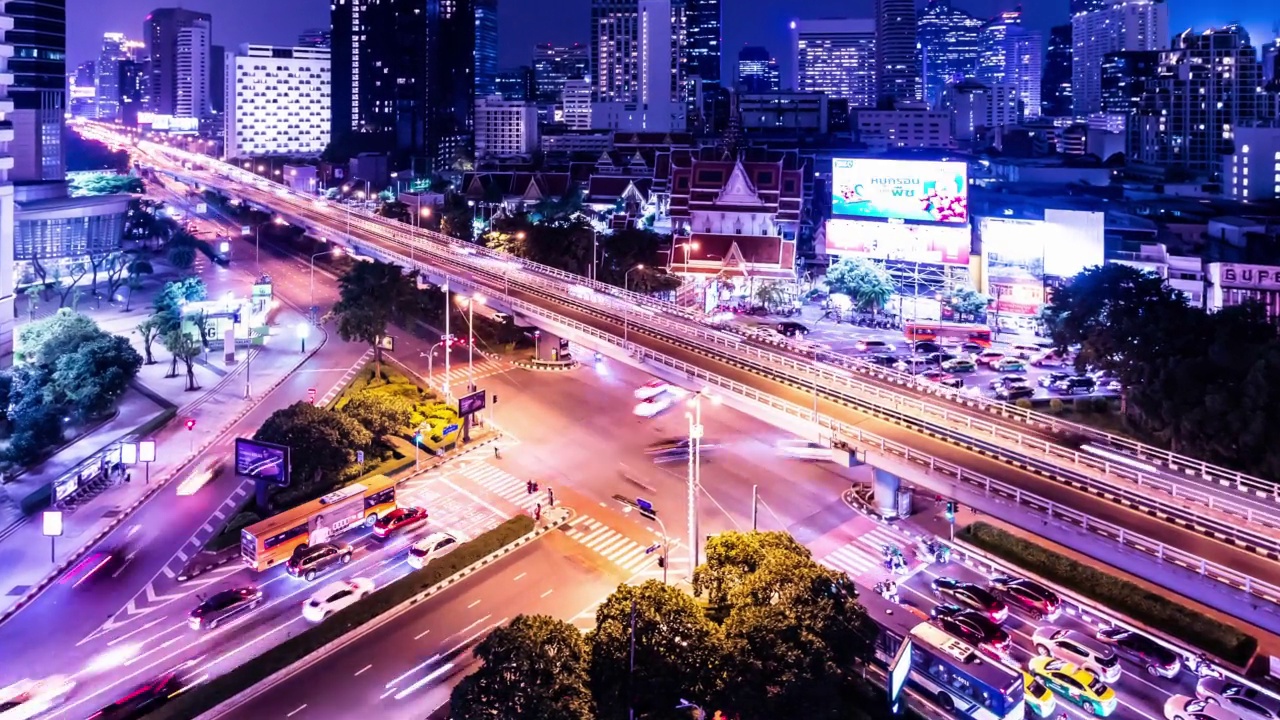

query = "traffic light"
[945, 501, 956, 521]
[185, 418, 196, 431]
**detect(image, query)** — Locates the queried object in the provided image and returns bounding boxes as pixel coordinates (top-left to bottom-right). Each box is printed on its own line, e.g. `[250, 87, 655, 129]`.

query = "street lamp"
[676, 240, 700, 269]
[297, 322, 310, 353]
[617, 497, 669, 585]
[625, 264, 645, 292]
[441, 282, 453, 400]
[310, 245, 344, 308]
[684, 390, 718, 582]
[411, 206, 431, 266]
[456, 294, 485, 390]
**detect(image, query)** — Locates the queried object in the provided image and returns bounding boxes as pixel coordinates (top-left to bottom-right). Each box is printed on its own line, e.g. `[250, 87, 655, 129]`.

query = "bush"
[1073, 397, 1092, 414]
[1014, 399, 1033, 410]
[960, 522, 1256, 665]
[1049, 399, 1065, 414]
[146, 515, 537, 720]
[1092, 397, 1111, 414]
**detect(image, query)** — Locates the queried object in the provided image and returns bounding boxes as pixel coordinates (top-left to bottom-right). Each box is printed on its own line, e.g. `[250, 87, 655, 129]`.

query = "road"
[221, 532, 618, 719]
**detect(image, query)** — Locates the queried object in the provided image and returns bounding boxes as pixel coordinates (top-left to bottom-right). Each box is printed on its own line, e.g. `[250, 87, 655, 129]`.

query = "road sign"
[645, 543, 660, 554]
[195, 202, 208, 214]
[307, 387, 317, 404]
[377, 335, 395, 351]
[356, 450, 365, 464]
[241, 225, 252, 236]
[443, 423, 460, 435]
[42, 511, 63, 537]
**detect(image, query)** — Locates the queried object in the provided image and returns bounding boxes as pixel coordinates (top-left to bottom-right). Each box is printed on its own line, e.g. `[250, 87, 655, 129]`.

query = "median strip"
[143, 513, 548, 719]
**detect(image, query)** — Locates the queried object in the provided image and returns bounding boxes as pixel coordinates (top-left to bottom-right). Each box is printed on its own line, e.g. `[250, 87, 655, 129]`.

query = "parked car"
[929, 603, 1012, 655]
[994, 357, 1027, 372]
[925, 351, 958, 366]
[930, 577, 1008, 622]
[855, 339, 896, 352]
[302, 578, 376, 622]
[1052, 376, 1097, 395]
[286, 542, 353, 582]
[1032, 627, 1122, 683]
[941, 358, 977, 373]
[1039, 372, 1072, 389]
[893, 357, 931, 373]
[913, 341, 942, 354]
[1094, 626, 1181, 678]
[1196, 679, 1280, 720]
[187, 586, 263, 630]
[989, 575, 1061, 620]
[1032, 350, 1068, 367]
[996, 384, 1036, 401]
[371, 507, 429, 541]
[976, 350, 1006, 366]
[408, 532, 460, 569]
[1027, 657, 1117, 717]
[989, 375, 1028, 390]
[1166, 695, 1240, 720]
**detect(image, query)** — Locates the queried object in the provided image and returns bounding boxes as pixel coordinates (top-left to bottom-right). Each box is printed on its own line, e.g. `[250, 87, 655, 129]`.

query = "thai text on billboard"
[825, 218, 971, 265]
[832, 158, 970, 224]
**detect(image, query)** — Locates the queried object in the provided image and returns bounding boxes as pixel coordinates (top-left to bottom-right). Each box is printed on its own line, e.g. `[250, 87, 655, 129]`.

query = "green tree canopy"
[693, 530, 813, 607]
[341, 393, 414, 439]
[46, 335, 142, 420]
[946, 289, 991, 322]
[451, 614, 595, 720]
[825, 258, 895, 312]
[16, 309, 102, 367]
[254, 402, 373, 486]
[332, 260, 425, 376]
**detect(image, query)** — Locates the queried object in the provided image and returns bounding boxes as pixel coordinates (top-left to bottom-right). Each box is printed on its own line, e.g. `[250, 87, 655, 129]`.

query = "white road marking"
[466, 599, 481, 609]
[512, 572, 526, 581]
[540, 589, 553, 598]
[415, 628, 431, 640]
[355, 664, 372, 677]
[103, 617, 164, 647]
[286, 704, 307, 717]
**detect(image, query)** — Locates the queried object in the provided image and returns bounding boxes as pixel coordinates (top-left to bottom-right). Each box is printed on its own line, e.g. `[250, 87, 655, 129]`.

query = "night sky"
[69, 0, 1277, 80]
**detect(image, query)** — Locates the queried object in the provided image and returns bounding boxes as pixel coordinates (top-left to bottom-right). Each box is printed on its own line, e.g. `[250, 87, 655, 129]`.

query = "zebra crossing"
[564, 515, 669, 574]
[428, 356, 510, 391]
[456, 461, 550, 513]
[818, 525, 915, 584]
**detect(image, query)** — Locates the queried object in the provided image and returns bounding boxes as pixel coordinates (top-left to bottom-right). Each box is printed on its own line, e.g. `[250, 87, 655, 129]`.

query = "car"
[960, 341, 986, 354]
[372, 507, 429, 541]
[1027, 657, 1117, 717]
[976, 350, 1006, 366]
[62, 549, 125, 588]
[303, 578, 376, 622]
[645, 437, 692, 456]
[855, 339, 896, 352]
[1024, 672, 1058, 718]
[187, 586, 263, 630]
[913, 341, 942, 354]
[996, 384, 1036, 401]
[0, 676, 77, 720]
[1039, 371, 1072, 389]
[989, 374, 1028, 391]
[633, 393, 675, 418]
[893, 357, 931, 373]
[929, 604, 1012, 655]
[286, 542, 353, 581]
[1166, 696, 1241, 720]
[1052, 376, 1097, 395]
[1032, 627, 1122, 683]
[925, 351, 958, 366]
[491, 312, 513, 324]
[1196, 679, 1280, 720]
[777, 321, 810, 337]
[634, 380, 674, 400]
[919, 369, 957, 385]
[989, 576, 1062, 620]
[930, 578, 1008, 622]
[866, 353, 899, 368]
[408, 532, 460, 569]
[994, 357, 1027, 372]
[1094, 626, 1181, 678]
[88, 672, 186, 719]
[941, 358, 977, 373]
[1012, 343, 1048, 359]
[1032, 350, 1068, 367]
[775, 439, 832, 460]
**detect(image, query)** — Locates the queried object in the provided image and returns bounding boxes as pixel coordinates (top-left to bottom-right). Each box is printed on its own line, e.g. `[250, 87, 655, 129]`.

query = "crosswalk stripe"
[579, 527, 614, 547]
[586, 530, 623, 551]
[596, 535, 633, 556]
[615, 545, 651, 568]
[602, 539, 640, 562]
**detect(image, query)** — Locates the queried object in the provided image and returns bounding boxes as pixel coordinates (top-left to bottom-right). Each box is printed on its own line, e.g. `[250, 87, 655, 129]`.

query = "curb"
[510, 358, 579, 372]
[199, 507, 573, 720]
[0, 325, 330, 628]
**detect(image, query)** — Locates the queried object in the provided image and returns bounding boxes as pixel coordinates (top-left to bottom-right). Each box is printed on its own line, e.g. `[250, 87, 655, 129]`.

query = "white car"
[634, 380, 674, 400]
[1166, 695, 1242, 720]
[0, 676, 76, 720]
[302, 578, 376, 623]
[1196, 679, 1280, 720]
[775, 439, 832, 461]
[633, 393, 675, 418]
[1032, 626, 1122, 683]
[408, 532, 460, 569]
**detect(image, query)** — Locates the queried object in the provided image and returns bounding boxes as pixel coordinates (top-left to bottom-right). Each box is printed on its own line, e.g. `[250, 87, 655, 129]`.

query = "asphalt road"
[225, 532, 618, 719]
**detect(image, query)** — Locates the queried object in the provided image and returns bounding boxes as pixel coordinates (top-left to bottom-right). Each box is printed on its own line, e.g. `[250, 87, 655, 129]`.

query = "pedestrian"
[494, 445, 500, 459]
[547, 487, 555, 507]
[534, 503, 542, 522]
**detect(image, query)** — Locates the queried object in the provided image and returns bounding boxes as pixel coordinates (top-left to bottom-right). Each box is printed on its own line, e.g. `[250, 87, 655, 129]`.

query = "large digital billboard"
[979, 211, 1105, 317]
[234, 438, 291, 487]
[824, 218, 971, 265]
[832, 158, 969, 224]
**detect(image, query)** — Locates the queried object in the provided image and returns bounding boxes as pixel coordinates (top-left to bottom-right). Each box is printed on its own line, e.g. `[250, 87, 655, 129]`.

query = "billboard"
[234, 438, 291, 487]
[825, 218, 970, 265]
[458, 389, 487, 416]
[307, 487, 367, 545]
[832, 158, 969, 224]
[979, 211, 1105, 317]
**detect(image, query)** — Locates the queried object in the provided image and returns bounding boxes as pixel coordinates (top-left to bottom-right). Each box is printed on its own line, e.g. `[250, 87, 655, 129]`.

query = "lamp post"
[310, 245, 343, 308]
[422, 341, 446, 387]
[297, 322, 310, 353]
[676, 240, 700, 268]
[411, 206, 431, 267]
[456, 294, 485, 390]
[591, 228, 599, 282]
[684, 390, 716, 582]
[625, 264, 645, 292]
[442, 282, 453, 400]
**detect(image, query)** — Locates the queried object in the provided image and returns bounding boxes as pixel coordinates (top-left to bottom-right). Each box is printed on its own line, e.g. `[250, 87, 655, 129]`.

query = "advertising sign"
[979, 213, 1105, 317]
[234, 438, 291, 487]
[307, 491, 366, 545]
[1211, 263, 1280, 292]
[825, 218, 970, 265]
[458, 389, 487, 416]
[832, 158, 969, 224]
[43, 511, 63, 537]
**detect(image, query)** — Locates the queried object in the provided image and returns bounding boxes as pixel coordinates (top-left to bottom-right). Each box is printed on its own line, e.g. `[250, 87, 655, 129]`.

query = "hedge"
[144, 514, 536, 719]
[960, 522, 1257, 666]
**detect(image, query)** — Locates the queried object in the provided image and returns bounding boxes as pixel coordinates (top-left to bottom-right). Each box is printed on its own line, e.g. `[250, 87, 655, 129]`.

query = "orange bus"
[240, 474, 398, 571]
[904, 322, 993, 348]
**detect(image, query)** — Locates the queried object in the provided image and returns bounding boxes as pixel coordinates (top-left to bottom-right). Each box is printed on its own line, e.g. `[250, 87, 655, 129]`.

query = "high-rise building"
[791, 18, 877, 108]
[1070, 0, 1109, 14]
[474, 95, 539, 159]
[944, 79, 1019, 140]
[589, 0, 686, 131]
[561, 78, 593, 128]
[533, 43, 589, 103]
[1263, 36, 1280, 85]
[10, 0, 66, 184]
[1041, 24, 1073, 116]
[475, 0, 499, 100]
[1132, 25, 1263, 171]
[874, 0, 919, 103]
[917, 0, 984, 108]
[119, 59, 146, 126]
[298, 28, 331, 48]
[224, 45, 331, 159]
[978, 10, 1041, 119]
[495, 67, 535, 101]
[736, 46, 779, 93]
[210, 44, 226, 115]
[683, 0, 720, 123]
[0, 3, 14, 364]
[1071, 0, 1169, 116]
[331, 0, 476, 170]
[70, 61, 97, 120]
[175, 19, 210, 119]
[145, 8, 213, 116]
[96, 33, 127, 121]
[1100, 50, 1158, 113]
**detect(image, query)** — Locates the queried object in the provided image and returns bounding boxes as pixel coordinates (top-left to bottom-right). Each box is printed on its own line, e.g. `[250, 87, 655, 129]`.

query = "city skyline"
[67, 0, 1277, 84]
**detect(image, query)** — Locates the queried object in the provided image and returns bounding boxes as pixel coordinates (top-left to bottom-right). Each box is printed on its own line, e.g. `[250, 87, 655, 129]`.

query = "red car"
[371, 507, 429, 541]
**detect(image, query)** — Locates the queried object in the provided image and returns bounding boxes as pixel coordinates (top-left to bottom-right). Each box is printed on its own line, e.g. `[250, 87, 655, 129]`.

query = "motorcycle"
[874, 581, 901, 603]
[1188, 653, 1224, 679]
[917, 538, 952, 565]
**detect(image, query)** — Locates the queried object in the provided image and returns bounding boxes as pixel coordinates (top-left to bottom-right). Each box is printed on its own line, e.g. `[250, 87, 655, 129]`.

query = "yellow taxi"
[1028, 657, 1118, 717]
[1023, 672, 1057, 718]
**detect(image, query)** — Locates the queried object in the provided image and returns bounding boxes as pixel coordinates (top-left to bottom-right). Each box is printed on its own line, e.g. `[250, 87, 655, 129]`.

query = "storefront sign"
[1216, 264, 1280, 292]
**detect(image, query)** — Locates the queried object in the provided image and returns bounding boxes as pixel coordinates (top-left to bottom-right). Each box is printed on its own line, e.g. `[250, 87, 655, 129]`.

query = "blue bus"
[862, 590, 1026, 720]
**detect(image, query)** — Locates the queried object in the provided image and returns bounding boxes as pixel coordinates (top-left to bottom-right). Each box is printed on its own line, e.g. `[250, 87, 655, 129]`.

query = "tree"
[23, 285, 41, 322]
[946, 289, 991, 322]
[16, 309, 101, 367]
[754, 282, 789, 312]
[332, 260, 424, 377]
[341, 393, 414, 439]
[137, 317, 162, 365]
[162, 330, 203, 391]
[3, 366, 64, 466]
[152, 277, 207, 335]
[586, 581, 725, 720]
[46, 335, 142, 420]
[168, 243, 197, 270]
[693, 530, 814, 607]
[54, 261, 90, 308]
[825, 258, 894, 313]
[451, 614, 595, 720]
[254, 402, 373, 486]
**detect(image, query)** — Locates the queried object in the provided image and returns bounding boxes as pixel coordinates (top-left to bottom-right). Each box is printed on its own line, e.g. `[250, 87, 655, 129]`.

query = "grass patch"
[960, 522, 1257, 666]
[146, 515, 537, 720]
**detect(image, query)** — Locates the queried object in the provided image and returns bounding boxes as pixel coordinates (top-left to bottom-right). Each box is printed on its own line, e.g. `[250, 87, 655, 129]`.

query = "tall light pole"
[591, 228, 599, 282]
[442, 282, 453, 400]
[456, 294, 485, 390]
[625, 264, 645, 292]
[310, 245, 343, 308]
[411, 206, 431, 267]
[684, 390, 716, 581]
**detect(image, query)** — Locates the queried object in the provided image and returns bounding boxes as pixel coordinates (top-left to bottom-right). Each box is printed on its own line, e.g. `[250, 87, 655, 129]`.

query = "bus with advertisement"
[240, 474, 398, 571]
[904, 322, 993, 348]
[862, 589, 1026, 720]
